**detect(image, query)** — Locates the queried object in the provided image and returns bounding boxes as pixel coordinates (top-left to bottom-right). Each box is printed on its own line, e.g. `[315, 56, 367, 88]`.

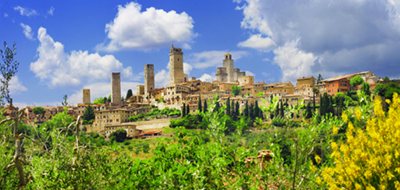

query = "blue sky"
[1, 0, 400, 108]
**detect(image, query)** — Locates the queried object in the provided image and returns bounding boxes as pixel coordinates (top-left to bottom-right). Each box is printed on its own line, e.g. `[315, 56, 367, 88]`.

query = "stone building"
[216, 53, 245, 83]
[223, 53, 234, 82]
[216, 67, 228, 82]
[82, 89, 91, 105]
[144, 64, 155, 99]
[169, 45, 184, 84]
[111, 72, 121, 106]
[136, 85, 145, 95]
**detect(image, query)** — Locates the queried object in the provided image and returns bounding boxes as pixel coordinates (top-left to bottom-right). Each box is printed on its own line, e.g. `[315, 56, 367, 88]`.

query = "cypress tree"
[259, 108, 263, 120]
[204, 99, 208, 113]
[244, 101, 249, 117]
[306, 102, 312, 119]
[182, 103, 186, 117]
[231, 100, 235, 117]
[236, 101, 240, 118]
[198, 95, 202, 113]
[249, 103, 254, 119]
[313, 94, 316, 114]
[280, 100, 284, 118]
[186, 104, 190, 115]
[320, 94, 325, 116]
[254, 100, 259, 118]
[215, 101, 220, 113]
[328, 95, 334, 117]
[226, 97, 230, 116]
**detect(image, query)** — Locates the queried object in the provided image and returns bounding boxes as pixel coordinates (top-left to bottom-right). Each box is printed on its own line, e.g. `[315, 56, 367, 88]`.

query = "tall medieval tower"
[144, 64, 155, 98]
[169, 45, 184, 84]
[82, 89, 91, 105]
[223, 53, 234, 82]
[111, 72, 121, 106]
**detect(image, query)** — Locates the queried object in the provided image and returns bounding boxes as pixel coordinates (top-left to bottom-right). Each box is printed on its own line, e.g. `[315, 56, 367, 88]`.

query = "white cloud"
[14, 6, 38, 17]
[235, 0, 400, 80]
[189, 50, 248, 69]
[273, 39, 317, 83]
[238, 34, 276, 51]
[4, 13, 8, 17]
[20, 23, 34, 40]
[9, 76, 28, 95]
[244, 70, 255, 76]
[262, 72, 269, 77]
[182, 43, 192, 50]
[198, 73, 214, 82]
[12, 101, 60, 109]
[30, 27, 135, 90]
[183, 62, 193, 76]
[48, 6, 55, 15]
[96, 2, 196, 52]
[155, 69, 170, 88]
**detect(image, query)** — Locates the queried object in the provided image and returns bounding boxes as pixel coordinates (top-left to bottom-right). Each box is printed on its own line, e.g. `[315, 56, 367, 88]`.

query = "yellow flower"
[315, 154, 321, 165]
[355, 109, 362, 120]
[386, 99, 391, 104]
[331, 141, 338, 151]
[342, 112, 348, 123]
[310, 165, 317, 172]
[315, 177, 322, 185]
[332, 125, 338, 135]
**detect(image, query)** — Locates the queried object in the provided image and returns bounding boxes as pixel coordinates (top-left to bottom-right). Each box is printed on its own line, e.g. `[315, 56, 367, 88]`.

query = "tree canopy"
[126, 89, 133, 100]
[109, 129, 127, 142]
[0, 42, 19, 106]
[83, 105, 95, 122]
[33, 107, 46, 117]
[350, 75, 364, 87]
[231, 85, 241, 96]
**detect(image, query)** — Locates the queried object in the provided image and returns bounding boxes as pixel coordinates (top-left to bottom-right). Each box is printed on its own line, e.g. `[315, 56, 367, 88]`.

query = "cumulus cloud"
[238, 34, 276, 51]
[155, 69, 170, 88]
[4, 13, 8, 17]
[9, 76, 28, 95]
[20, 23, 34, 40]
[189, 50, 248, 69]
[30, 27, 135, 89]
[96, 2, 196, 51]
[183, 62, 193, 76]
[235, 0, 400, 81]
[48, 6, 55, 15]
[14, 6, 38, 17]
[198, 73, 214, 82]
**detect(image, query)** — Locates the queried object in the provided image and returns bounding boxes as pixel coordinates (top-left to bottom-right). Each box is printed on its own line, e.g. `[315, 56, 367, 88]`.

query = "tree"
[383, 76, 390, 81]
[226, 97, 230, 116]
[254, 100, 259, 119]
[373, 83, 388, 96]
[328, 96, 334, 116]
[62, 94, 68, 106]
[361, 82, 371, 97]
[83, 105, 95, 122]
[231, 100, 235, 117]
[350, 75, 364, 87]
[305, 102, 312, 119]
[33, 106, 46, 117]
[107, 94, 111, 102]
[312, 86, 319, 112]
[320, 94, 326, 116]
[203, 99, 208, 113]
[235, 101, 239, 118]
[249, 103, 254, 119]
[182, 103, 186, 117]
[317, 74, 323, 84]
[243, 101, 248, 116]
[231, 85, 241, 96]
[93, 97, 104, 104]
[280, 100, 284, 118]
[198, 95, 202, 113]
[255, 92, 264, 97]
[121, 96, 125, 101]
[126, 89, 133, 100]
[335, 92, 346, 117]
[186, 104, 190, 115]
[0, 42, 20, 106]
[109, 129, 127, 142]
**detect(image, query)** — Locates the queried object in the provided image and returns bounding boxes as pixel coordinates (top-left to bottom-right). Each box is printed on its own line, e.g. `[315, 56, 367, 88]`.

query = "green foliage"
[231, 85, 241, 96]
[182, 103, 186, 117]
[255, 92, 264, 97]
[158, 97, 164, 103]
[109, 129, 127, 143]
[271, 117, 286, 127]
[361, 82, 371, 97]
[317, 73, 323, 84]
[107, 94, 111, 102]
[383, 76, 390, 81]
[83, 105, 95, 122]
[198, 95, 202, 113]
[33, 106, 46, 117]
[126, 89, 133, 100]
[93, 97, 104, 104]
[305, 102, 312, 119]
[0, 42, 19, 106]
[350, 75, 364, 87]
[62, 94, 68, 106]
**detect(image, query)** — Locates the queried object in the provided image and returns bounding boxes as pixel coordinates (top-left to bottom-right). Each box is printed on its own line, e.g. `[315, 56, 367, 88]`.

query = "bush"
[271, 117, 286, 127]
[142, 143, 150, 153]
[127, 146, 133, 151]
[109, 129, 127, 142]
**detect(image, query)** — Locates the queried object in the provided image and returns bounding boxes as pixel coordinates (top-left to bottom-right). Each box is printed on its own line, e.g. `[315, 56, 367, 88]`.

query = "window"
[332, 84, 334, 87]
[328, 90, 331, 92]
[110, 120, 112, 122]
[116, 119, 119, 122]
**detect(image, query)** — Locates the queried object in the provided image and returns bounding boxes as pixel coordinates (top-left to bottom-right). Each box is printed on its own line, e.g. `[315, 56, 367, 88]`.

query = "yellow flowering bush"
[320, 93, 400, 189]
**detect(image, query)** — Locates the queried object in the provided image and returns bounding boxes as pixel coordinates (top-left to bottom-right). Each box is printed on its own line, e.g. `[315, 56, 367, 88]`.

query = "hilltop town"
[3, 45, 389, 137]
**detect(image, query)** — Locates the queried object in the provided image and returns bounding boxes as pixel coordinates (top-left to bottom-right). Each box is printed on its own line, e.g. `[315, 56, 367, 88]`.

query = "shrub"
[127, 146, 133, 151]
[142, 143, 150, 153]
[271, 117, 286, 127]
[109, 129, 127, 142]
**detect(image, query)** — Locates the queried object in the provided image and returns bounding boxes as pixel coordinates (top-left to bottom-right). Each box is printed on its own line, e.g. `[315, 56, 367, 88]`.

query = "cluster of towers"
[216, 53, 245, 82]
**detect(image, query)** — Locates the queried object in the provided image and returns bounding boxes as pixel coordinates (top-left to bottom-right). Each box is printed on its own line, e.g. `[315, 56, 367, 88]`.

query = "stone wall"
[130, 118, 173, 130]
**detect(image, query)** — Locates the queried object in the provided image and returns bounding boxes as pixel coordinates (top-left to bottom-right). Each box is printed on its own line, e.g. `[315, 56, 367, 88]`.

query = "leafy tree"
[373, 83, 388, 96]
[33, 107, 46, 117]
[254, 100, 259, 119]
[182, 103, 186, 117]
[235, 101, 239, 118]
[320, 94, 326, 116]
[231, 100, 235, 118]
[280, 100, 284, 118]
[361, 82, 371, 97]
[109, 129, 127, 142]
[186, 104, 190, 115]
[249, 103, 254, 119]
[383, 76, 390, 81]
[231, 85, 241, 96]
[0, 42, 20, 106]
[243, 101, 248, 116]
[83, 105, 95, 122]
[335, 92, 346, 117]
[317, 74, 323, 84]
[93, 97, 104, 104]
[328, 96, 334, 116]
[103, 97, 107, 103]
[198, 95, 202, 113]
[350, 75, 364, 87]
[255, 92, 264, 97]
[62, 94, 68, 106]
[107, 94, 111, 102]
[126, 89, 133, 100]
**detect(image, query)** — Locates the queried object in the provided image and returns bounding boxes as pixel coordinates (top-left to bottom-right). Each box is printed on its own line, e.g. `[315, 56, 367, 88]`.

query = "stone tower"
[216, 67, 228, 82]
[82, 89, 90, 105]
[144, 64, 155, 97]
[111, 72, 121, 106]
[233, 68, 241, 82]
[223, 53, 234, 82]
[169, 45, 184, 84]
